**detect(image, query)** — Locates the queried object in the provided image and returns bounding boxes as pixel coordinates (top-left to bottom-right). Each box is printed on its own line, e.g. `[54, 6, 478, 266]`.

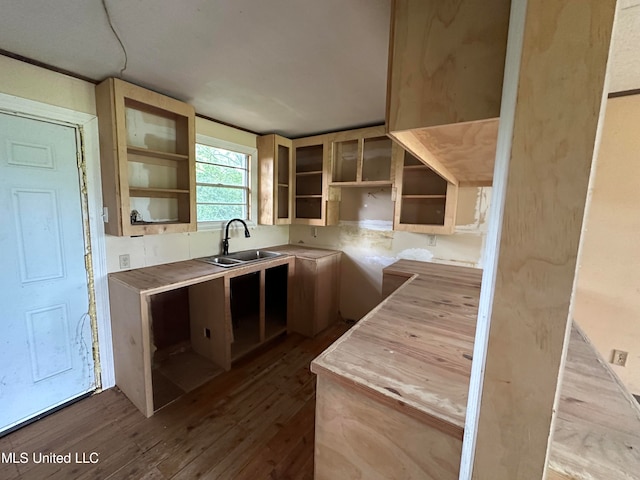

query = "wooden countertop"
[311, 260, 482, 437]
[311, 259, 640, 478]
[109, 244, 340, 295]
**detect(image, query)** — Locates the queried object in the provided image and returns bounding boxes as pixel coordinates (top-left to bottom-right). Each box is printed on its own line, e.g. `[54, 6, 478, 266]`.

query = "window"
[195, 140, 252, 224]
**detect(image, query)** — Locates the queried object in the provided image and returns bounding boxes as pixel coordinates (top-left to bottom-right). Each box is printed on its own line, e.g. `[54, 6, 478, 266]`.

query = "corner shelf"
[95, 77, 196, 236]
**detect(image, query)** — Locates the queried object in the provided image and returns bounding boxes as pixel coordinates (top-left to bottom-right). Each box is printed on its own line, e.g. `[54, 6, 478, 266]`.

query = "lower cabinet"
[108, 257, 294, 417]
[289, 251, 342, 337]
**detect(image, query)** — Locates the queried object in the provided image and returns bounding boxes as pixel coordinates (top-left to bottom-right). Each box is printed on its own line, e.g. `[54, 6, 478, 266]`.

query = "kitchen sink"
[197, 249, 282, 268]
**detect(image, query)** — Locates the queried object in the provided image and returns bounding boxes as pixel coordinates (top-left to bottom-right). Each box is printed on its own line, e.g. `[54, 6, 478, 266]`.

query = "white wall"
[574, 95, 640, 394]
[290, 186, 491, 320]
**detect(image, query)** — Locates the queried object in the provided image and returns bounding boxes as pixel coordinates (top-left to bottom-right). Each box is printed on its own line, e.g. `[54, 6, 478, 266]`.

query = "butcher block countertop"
[108, 244, 340, 295]
[311, 259, 640, 479]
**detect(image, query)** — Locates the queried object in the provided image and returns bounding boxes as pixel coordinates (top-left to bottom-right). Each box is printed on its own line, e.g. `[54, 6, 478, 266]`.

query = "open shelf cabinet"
[95, 77, 196, 236]
[293, 136, 329, 225]
[393, 150, 458, 234]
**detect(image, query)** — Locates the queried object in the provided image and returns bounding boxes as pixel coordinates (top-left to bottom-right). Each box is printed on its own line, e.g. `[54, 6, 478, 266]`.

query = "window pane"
[196, 163, 246, 186]
[196, 144, 246, 168]
[197, 203, 246, 222]
[197, 185, 246, 205]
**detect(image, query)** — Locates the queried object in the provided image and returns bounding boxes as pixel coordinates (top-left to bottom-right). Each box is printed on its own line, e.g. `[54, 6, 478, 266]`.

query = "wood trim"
[607, 88, 640, 99]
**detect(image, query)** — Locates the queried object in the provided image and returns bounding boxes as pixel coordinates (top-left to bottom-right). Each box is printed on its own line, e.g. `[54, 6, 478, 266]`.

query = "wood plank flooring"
[0, 322, 350, 480]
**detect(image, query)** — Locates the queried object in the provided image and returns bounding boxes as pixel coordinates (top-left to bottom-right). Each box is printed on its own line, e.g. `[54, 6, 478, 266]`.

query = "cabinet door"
[393, 150, 458, 234]
[258, 134, 292, 225]
[290, 254, 341, 337]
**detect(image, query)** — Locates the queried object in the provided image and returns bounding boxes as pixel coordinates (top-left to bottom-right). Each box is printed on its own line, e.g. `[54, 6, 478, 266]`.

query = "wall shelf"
[95, 77, 196, 236]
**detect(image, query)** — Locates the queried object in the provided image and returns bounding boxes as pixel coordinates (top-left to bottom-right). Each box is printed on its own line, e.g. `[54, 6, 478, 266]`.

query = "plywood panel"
[471, 0, 617, 478]
[314, 375, 461, 480]
[413, 119, 498, 187]
[387, 0, 509, 132]
[108, 278, 153, 417]
[188, 278, 230, 370]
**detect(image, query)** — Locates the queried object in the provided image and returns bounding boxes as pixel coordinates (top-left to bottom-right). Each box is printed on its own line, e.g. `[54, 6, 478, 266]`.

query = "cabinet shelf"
[127, 146, 189, 162]
[330, 180, 392, 187]
[401, 194, 446, 199]
[403, 164, 430, 170]
[296, 194, 323, 199]
[129, 187, 191, 198]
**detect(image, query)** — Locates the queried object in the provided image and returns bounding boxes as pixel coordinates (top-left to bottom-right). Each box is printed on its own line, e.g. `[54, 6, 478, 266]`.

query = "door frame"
[0, 92, 115, 390]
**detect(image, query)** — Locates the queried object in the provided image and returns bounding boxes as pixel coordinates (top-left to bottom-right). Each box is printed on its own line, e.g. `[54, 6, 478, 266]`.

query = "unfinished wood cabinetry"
[289, 250, 341, 337]
[108, 255, 294, 417]
[258, 134, 292, 225]
[95, 77, 196, 236]
[293, 136, 329, 225]
[386, 0, 510, 186]
[330, 126, 395, 186]
[393, 150, 458, 234]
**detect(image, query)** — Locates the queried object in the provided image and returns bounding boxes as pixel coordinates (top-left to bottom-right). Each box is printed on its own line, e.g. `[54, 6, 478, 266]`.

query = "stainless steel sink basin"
[225, 250, 281, 262]
[197, 249, 282, 268]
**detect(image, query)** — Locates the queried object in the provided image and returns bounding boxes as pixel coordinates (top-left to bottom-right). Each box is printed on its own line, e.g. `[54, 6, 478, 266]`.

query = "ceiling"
[0, 1, 637, 138]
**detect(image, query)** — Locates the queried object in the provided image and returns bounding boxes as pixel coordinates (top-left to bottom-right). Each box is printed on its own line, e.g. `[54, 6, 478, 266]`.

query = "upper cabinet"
[258, 134, 292, 225]
[95, 78, 196, 236]
[292, 136, 330, 226]
[393, 150, 458, 234]
[386, 0, 510, 187]
[329, 126, 395, 187]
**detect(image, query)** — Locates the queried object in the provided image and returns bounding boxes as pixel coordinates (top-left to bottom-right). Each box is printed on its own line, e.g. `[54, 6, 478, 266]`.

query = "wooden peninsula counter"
[311, 260, 640, 480]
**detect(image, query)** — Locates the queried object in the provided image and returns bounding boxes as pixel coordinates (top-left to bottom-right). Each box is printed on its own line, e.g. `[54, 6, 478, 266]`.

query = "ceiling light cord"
[101, 0, 128, 78]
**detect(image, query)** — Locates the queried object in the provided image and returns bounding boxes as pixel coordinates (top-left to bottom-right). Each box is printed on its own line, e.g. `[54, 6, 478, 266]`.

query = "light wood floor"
[0, 322, 351, 480]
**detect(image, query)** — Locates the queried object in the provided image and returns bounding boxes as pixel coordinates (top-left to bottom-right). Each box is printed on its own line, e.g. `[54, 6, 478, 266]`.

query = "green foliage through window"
[196, 144, 249, 222]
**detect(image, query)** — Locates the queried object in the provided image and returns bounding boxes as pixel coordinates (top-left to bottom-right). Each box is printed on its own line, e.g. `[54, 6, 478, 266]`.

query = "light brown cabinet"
[393, 150, 458, 234]
[95, 78, 196, 236]
[386, 0, 510, 186]
[257, 134, 292, 225]
[293, 136, 330, 225]
[329, 126, 395, 187]
[289, 250, 341, 337]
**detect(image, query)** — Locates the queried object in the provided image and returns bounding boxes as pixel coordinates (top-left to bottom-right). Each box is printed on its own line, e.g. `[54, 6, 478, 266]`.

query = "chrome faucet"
[222, 218, 250, 255]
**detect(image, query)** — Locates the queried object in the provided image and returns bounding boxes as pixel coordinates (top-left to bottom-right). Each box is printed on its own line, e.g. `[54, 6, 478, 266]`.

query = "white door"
[0, 112, 95, 434]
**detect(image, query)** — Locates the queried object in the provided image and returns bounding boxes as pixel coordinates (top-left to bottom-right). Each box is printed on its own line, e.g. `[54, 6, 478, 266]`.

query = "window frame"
[195, 134, 258, 230]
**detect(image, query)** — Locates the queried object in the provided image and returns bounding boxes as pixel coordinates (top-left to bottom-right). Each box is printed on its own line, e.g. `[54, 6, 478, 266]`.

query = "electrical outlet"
[311, 227, 318, 238]
[119, 254, 130, 269]
[427, 235, 437, 247]
[612, 349, 628, 367]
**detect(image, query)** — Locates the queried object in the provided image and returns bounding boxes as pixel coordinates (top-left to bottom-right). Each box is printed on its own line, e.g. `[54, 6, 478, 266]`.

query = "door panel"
[0, 112, 95, 433]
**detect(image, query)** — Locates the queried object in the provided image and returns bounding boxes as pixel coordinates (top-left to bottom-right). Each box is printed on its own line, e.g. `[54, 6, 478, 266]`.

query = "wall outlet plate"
[612, 349, 628, 367]
[119, 254, 131, 269]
